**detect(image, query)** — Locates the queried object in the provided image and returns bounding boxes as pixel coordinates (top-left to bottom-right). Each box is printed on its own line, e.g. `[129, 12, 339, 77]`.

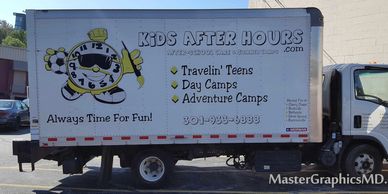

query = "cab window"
[354, 69, 388, 106]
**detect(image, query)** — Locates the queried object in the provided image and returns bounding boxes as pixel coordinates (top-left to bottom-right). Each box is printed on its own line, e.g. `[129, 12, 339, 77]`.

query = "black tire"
[343, 144, 382, 177]
[131, 150, 173, 189]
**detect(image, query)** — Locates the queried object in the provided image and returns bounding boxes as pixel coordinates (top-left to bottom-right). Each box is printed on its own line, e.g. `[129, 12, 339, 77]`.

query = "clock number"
[113, 64, 120, 73]
[111, 54, 117, 60]
[80, 44, 87, 51]
[88, 82, 96, 89]
[69, 62, 76, 70]
[100, 80, 107, 88]
[71, 72, 77, 78]
[78, 78, 84, 86]
[109, 75, 114, 83]
[71, 51, 81, 59]
[96, 43, 103, 49]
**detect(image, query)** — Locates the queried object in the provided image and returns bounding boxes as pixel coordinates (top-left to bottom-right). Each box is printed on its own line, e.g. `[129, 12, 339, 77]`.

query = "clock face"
[66, 41, 123, 91]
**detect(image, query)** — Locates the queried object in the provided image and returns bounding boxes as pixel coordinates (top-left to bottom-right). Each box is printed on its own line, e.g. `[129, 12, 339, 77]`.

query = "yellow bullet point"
[171, 81, 178, 89]
[172, 95, 179, 103]
[170, 66, 178, 74]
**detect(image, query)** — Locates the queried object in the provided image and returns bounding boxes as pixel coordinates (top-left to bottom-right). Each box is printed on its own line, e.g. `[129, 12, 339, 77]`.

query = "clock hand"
[121, 41, 144, 88]
[78, 66, 92, 70]
[79, 66, 112, 75]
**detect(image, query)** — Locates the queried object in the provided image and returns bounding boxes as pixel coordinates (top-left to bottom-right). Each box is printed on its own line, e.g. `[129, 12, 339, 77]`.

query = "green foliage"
[2, 36, 26, 48]
[8, 30, 26, 46]
[0, 20, 13, 42]
[0, 20, 26, 48]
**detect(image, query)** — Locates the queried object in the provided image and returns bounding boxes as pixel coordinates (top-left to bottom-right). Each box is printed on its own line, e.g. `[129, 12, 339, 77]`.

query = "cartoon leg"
[93, 87, 126, 104]
[61, 83, 82, 101]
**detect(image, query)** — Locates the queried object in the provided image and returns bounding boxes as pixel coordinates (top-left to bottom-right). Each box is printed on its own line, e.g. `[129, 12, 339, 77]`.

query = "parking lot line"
[0, 183, 52, 190]
[0, 166, 61, 172]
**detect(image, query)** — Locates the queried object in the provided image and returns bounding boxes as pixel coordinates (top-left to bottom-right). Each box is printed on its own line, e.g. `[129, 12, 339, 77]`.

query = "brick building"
[249, 0, 388, 66]
[0, 45, 28, 100]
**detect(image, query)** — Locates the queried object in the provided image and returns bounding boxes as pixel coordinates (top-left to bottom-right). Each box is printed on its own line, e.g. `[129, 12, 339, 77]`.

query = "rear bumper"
[12, 140, 55, 171]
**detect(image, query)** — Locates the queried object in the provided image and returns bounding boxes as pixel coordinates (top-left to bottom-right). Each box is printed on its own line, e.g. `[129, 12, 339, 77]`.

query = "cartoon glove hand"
[44, 48, 67, 74]
[121, 49, 143, 73]
[122, 48, 144, 87]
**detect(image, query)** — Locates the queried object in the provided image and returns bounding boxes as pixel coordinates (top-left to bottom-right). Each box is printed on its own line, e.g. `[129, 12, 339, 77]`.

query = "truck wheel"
[132, 150, 173, 188]
[344, 144, 382, 176]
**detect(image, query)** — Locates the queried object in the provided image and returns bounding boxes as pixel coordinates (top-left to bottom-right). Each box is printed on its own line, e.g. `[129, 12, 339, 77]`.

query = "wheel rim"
[139, 156, 165, 182]
[354, 153, 375, 175]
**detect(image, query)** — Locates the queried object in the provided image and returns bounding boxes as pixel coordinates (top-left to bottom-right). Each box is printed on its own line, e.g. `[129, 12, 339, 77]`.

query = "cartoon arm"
[121, 42, 144, 87]
[44, 47, 68, 75]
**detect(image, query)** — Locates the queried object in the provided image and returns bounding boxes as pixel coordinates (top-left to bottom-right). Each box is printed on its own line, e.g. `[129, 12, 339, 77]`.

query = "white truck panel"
[26, 9, 322, 146]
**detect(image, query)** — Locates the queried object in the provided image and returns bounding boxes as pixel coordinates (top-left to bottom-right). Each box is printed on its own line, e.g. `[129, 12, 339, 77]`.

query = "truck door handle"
[354, 115, 362, 128]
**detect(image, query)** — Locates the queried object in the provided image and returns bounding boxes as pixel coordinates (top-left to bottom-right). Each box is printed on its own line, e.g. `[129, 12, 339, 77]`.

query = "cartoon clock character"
[43, 28, 144, 104]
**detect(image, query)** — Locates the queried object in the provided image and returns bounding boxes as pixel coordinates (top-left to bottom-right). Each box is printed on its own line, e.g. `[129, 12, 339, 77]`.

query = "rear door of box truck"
[27, 9, 323, 147]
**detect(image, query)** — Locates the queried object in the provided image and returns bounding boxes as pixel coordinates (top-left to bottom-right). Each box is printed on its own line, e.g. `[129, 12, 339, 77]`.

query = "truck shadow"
[30, 164, 388, 193]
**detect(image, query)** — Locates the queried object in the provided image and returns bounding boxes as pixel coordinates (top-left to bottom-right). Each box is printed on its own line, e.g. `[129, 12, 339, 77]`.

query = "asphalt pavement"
[1, 128, 388, 193]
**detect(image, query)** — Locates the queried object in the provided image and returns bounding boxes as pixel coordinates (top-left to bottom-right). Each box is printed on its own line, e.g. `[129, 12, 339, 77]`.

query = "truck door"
[351, 66, 388, 143]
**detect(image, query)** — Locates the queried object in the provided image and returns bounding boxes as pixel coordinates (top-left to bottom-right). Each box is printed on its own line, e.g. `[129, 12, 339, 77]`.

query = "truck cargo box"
[27, 9, 323, 147]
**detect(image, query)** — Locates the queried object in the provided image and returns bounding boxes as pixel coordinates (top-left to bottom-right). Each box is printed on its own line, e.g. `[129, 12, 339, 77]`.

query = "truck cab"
[322, 64, 388, 176]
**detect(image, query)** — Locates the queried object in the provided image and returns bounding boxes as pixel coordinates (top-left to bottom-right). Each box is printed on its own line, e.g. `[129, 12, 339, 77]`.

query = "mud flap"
[12, 140, 54, 172]
[254, 150, 301, 172]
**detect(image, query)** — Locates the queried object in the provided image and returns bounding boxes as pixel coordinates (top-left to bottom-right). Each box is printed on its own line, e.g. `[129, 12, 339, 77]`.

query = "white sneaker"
[94, 87, 126, 104]
[61, 84, 82, 101]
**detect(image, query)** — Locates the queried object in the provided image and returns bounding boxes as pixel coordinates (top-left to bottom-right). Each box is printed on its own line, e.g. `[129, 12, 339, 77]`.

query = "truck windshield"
[354, 69, 388, 106]
[0, 101, 13, 108]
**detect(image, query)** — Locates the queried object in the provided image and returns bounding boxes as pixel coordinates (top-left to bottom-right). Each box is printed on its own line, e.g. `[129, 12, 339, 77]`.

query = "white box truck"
[13, 8, 388, 188]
